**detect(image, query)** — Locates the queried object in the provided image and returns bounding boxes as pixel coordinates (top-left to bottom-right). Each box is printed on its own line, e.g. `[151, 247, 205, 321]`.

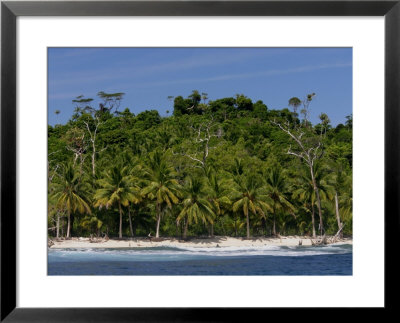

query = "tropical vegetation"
[48, 91, 352, 239]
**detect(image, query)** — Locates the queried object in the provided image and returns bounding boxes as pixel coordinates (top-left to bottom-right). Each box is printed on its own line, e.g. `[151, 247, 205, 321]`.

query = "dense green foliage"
[48, 91, 352, 239]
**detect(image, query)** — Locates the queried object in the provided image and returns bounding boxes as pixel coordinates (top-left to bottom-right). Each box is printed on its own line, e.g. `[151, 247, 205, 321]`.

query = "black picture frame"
[1, 0, 398, 321]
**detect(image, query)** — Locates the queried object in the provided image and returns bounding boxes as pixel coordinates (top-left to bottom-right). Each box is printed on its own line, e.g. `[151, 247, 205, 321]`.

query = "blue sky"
[48, 47, 352, 126]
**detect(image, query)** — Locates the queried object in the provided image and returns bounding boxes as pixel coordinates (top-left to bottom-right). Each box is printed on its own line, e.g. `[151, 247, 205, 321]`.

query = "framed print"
[1, 0, 399, 321]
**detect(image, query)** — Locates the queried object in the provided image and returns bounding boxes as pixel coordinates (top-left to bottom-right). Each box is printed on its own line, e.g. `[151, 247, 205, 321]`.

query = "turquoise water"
[48, 244, 352, 275]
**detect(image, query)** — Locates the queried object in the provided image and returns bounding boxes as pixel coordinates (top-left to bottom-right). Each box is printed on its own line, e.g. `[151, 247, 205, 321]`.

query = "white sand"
[49, 235, 352, 249]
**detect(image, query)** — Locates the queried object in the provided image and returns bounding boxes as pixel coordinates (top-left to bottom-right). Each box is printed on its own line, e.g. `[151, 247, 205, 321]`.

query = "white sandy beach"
[49, 236, 352, 249]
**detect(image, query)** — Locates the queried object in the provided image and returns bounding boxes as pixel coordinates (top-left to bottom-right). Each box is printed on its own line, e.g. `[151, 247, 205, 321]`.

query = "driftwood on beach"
[310, 235, 327, 246]
[89, 234, 109, 243]
[329, 224, 345, 244]
[47, 238, 54, 248]
[309, 224, 346, 246]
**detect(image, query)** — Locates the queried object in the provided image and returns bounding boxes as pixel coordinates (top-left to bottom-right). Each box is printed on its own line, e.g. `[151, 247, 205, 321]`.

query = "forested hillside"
[48, 90, 352, 239]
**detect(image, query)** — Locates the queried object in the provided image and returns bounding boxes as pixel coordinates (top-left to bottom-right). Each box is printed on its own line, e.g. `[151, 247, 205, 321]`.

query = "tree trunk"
[128, 206, 134, 237]
[70, 214, 75, 237]
[84, 120, 100, 179]
[261, 218, 265, 236]
[56, 212, 60, 238]
[311, 203, 316, 238]
[66, 210, 71, 238]
[246, 212, 250, 238]
[315, 187, 324, 237]
[183, 217, 189, 239]
[263, 218, 268, 237]
[118, 201, 123, 239]
[78, 155, 84, 177]
[91, 144, 96, 178]
[334, 192, 343, 238]
[133, 221, 137, 237]
[234, 220, 238, 237]
[155, 203, 161, 238]
[272, 210, 276, 236]
[73, 154, 78, 167]
[310, 165, 324, 236]
[221, 218, 226, 236]
[176, 221, 180, 238]
[180, 220, 184, 238]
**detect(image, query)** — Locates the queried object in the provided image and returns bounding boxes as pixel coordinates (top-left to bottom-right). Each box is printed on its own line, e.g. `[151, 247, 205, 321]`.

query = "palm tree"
[52, 163, 91, 238]
[231, 175, 272, 238]
[119, 152, 147, 237]
[265, 167, 295, 236]
[141, 151, 181, 238]
[177, 177, 215, 239]
[288, 97, 301, 113]
[155, 126, 177, 151]
[80, 215, 103, 237]
[205, 168, 231, 237]
[227, 214, 246, 237]
[326, 164, 352, 237]
[338, 181, 352, 234]
[232, 157, 244, 176]
[94, 164, 140, 238]
[292, 164, 333, 237]
[292, 177, 317, 237]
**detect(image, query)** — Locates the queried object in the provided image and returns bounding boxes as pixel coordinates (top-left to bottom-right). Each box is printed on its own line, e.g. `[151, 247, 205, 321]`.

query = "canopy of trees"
[48, 91, 352, 239]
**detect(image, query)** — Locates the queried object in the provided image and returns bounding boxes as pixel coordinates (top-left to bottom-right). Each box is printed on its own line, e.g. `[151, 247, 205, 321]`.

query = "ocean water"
[48, 244, 352, 275]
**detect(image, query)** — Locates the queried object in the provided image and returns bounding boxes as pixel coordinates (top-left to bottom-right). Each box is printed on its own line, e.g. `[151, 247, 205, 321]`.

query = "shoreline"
[49, 235, 353, 249]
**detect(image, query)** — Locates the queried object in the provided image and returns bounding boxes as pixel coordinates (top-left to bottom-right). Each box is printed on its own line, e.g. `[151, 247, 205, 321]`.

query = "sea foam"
[48, 244, 352, 262]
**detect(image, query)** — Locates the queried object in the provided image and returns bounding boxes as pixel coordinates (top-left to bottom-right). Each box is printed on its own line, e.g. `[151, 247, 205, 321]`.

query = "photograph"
[47, 47, 353, 276]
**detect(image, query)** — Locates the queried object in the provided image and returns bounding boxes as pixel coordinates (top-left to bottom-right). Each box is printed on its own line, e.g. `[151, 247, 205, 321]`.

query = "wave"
[48, 244, 353, 263]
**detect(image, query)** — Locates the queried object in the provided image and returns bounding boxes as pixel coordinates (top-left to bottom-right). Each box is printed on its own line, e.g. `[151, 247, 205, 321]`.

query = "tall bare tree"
[65, 127, 88, 175]
[83, 117, 104, 178]
[176, 116, 223, 169]
[72, 92, 124, 178]
[272, 93, 326, 236]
